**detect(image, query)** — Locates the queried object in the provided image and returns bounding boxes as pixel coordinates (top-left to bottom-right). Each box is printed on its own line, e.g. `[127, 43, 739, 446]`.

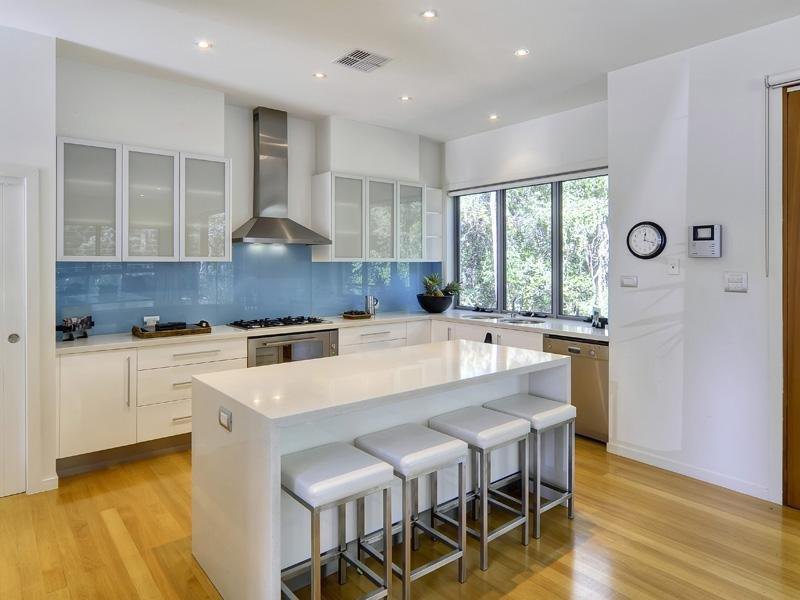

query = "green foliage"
[422, 273, 460, 297]
[457, 176, 609, 317]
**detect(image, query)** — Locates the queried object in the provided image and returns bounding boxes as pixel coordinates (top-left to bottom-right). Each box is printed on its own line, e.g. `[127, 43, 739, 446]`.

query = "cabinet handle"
[447, 327, 452, 341]
[260, 337, 318, 348]
[125, 356, 131, 407]
[360, 330, 391, 337]
[172, 380, 193, 388]
[172, 349, 221, 359]
[172, 415, 192, 424]
[496, 334, 502, 345]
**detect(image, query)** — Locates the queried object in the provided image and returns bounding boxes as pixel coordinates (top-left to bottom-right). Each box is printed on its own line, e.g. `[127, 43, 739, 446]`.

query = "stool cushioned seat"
[428, 406, 530, 449]
[484, 394, 576, 430]
[282, 442, 394, 508]
[355, 423, 468, 478]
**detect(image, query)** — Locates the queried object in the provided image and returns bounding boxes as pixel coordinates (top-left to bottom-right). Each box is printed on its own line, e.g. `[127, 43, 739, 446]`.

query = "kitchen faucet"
[509, 296, 519, 318]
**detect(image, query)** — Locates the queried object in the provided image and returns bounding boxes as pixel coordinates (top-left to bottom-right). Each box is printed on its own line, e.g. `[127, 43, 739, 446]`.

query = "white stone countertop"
[193, 340, 570, 426]
[55, 309, 609, 355]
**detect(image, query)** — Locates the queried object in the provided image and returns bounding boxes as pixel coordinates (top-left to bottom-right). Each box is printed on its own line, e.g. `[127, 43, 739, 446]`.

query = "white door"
[0, 177, 27, 496]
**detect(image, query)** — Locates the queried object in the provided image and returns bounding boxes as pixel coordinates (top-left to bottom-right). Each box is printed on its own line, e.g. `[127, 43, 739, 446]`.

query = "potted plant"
[417, 274, 462, 313]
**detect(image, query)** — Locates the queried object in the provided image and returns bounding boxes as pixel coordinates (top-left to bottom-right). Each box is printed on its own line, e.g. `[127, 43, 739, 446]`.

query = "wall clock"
[627, 221, 666, 259]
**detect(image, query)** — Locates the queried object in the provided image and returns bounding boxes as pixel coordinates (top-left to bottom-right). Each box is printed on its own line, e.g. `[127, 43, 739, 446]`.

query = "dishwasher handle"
[567, 346, 581, 354]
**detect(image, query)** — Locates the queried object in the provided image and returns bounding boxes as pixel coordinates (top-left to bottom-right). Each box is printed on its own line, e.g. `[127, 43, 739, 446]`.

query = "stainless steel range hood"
[232, 107, 331, 245]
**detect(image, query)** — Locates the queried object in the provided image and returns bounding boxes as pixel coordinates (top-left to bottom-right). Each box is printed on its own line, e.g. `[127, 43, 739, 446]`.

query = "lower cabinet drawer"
[339, 322, 407, 347]
[339, 338, 406, 355]
[138, 338, 247, 370]
[137, 399, 192, 443]
[137, 358, 246, 407]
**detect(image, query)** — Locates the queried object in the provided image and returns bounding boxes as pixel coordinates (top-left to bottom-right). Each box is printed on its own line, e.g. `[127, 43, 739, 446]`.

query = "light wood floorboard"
[2, 439, 799, 599]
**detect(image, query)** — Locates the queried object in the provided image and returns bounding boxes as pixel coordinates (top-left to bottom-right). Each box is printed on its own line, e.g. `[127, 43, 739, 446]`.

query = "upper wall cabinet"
[123, 147, 179, 261]
[312, 172, 437, 263]
[398, 182, 424, 261]
[58, 138, 123, 261]
[367, 178, 396, 260]
[57, 138, 231, 262]
[180, 153, 232, 262]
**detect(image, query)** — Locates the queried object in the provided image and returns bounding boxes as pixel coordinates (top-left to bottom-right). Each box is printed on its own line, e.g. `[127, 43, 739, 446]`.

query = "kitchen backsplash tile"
[56, 244, 441, 334]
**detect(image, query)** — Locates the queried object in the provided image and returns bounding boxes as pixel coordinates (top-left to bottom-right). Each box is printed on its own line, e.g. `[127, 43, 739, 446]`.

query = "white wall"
[419, 136, 444, 188]
[57, 58, 224, 153]
[608, 15, 800, 503]
[316, 116, 441, 183]
[0, 25, 57, 492]
[444, 102, 608, 191]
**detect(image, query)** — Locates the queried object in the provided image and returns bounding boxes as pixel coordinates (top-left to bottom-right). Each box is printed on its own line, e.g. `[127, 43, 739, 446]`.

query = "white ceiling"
[3, 0, 800, 140]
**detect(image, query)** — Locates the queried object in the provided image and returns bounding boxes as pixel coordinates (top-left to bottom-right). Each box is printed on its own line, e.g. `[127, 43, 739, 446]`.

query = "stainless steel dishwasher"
[543, 335, 609, 443]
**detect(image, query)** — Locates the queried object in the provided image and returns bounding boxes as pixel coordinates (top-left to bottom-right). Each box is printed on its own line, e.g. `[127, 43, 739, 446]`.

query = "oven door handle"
[258, 337, 320, 348]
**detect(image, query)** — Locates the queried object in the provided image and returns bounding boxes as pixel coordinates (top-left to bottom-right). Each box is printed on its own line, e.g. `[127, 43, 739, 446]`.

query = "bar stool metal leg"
[533, 429, 541, 539]
[520, 435, 530, 544]
[479, 448, 490, 570]
[357, 497, 366, 561]
[430, 471, 438, 539]
[411, 478, 420, 551]
[402, 479, 413, 600]
[383, 487, 393, 596]
[567, 420, 575, 519]
[458, 460, 467, 583]
[310, 510, 322, 600]
[471, 449, 480, 521]
[486, 451, 492, 515]
[338, 504, 347, 585]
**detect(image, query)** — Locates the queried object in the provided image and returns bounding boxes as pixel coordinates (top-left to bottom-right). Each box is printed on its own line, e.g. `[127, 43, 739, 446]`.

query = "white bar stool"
[281, 442, 395, 600]
[428, 406, 531, 570]
[355, 423, 468, 600]
[484, 394, 576, 539]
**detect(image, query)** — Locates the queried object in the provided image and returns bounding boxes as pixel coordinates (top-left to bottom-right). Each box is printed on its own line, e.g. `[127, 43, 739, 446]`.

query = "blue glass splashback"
[56, 244, 441, 334]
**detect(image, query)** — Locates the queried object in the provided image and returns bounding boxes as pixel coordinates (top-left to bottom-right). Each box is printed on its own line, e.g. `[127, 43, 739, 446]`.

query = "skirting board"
[607, 442, 776, 504]
[56, 434, 191, 478]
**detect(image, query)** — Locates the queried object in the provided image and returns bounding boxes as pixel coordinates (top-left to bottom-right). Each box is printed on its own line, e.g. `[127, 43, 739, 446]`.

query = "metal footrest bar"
[409, 548, 463, 581]
[281, 581, 300, 600]
[413, 519, 460, 549]
[540, 492, 573, 514]
[282, 547, 343, 580]
[487, 495, 520, 515]
[341, 552, 386, 589]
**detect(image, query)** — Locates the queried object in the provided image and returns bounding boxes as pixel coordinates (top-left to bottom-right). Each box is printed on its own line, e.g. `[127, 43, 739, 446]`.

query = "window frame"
[454, 170, 608, 320]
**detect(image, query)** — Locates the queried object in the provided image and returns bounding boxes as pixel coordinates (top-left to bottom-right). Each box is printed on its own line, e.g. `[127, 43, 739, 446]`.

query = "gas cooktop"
[228, 316, 330, 330]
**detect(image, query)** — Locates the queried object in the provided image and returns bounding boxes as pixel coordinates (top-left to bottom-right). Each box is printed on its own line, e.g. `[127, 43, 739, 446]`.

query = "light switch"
[724, 271, 748, 293]
[667, 258, 680, 275]
[219, 407, 233, 431]
[620, 275, 639, 288]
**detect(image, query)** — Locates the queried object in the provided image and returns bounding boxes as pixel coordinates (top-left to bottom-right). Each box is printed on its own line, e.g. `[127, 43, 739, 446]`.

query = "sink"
[498, 318, 545, 324]
[461, 315, 500, 320]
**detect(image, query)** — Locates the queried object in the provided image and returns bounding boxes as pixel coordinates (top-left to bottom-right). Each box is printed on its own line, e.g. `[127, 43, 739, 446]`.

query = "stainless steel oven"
[247, 330, 338, 367]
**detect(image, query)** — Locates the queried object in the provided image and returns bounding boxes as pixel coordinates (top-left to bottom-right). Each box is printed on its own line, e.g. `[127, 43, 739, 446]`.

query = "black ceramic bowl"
[417, 294, 453, 313]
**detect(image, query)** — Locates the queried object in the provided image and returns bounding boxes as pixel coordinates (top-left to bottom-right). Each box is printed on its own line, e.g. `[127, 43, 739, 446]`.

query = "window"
[455, 173, 609, 318]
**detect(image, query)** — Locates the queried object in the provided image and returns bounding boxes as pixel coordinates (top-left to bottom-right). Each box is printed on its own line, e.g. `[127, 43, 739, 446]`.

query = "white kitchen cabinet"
[495, 328, 543, 351]
[454, 322, 495, 343]
[57, 137, 123, 261]
[425, 187, 444, 261]
[123, 146, 179, 261]
[431, 320, 453, 342]
[367, 178, 396, 259]
[406, 320, 432, 345]
[339, 322, 407, 347]
[137, 399, 193, 443]
[398, 182, 425, 260]
[180, 153, 232, 262]
[339, 338, 406, 355]
[311, 172, 366, 262]
[59, 349, 137, 457]
[137, 358, 246, 406]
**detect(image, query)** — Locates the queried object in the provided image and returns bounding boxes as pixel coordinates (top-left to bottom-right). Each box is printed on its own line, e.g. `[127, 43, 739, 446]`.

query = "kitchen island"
[191, 340, 571, 599]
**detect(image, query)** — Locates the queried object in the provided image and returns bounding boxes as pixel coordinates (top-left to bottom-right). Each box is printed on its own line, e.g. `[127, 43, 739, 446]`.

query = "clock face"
[627, 221, 666, 259]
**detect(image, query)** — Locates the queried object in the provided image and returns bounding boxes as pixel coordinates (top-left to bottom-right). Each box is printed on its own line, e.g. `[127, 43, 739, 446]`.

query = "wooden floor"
[2, 438, 800, 599]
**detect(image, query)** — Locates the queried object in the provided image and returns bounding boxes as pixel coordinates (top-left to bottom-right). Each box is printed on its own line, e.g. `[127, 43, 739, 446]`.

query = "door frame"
[0, 164, 41, 495]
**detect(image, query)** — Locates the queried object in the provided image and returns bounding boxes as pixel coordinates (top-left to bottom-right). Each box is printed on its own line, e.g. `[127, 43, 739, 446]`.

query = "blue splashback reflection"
[56, 244, 441, 334]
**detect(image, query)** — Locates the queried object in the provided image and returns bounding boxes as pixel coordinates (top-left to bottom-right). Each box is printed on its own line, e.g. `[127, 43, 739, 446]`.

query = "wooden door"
[784, 88, 800, 507]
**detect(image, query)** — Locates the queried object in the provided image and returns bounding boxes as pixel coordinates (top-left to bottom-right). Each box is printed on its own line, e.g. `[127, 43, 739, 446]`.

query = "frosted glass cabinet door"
[123, 147, 179, 260]
[180, 154, 231, 262]
[333, 175, 364, 260]
[58, 138, 122, 260]
[398, 183, 425, 260]
[367, 178, 396, 260]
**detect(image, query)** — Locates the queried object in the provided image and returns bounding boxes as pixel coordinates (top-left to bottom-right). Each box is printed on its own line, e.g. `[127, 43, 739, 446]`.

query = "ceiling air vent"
[334, 49, 391, 73]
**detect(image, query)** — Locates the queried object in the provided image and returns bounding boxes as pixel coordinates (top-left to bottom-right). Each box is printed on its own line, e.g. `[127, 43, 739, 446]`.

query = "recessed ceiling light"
[489, 114, 499, 121]
[421, 9, 438, 19]
[514, 48, 530, 57]
[195, 39, 213, 50]
[313, 72, 327, 79]
[399, 95, 413, 102]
